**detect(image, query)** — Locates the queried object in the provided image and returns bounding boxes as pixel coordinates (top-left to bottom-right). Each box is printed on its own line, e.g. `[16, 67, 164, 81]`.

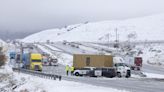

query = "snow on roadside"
[144, 72, 164, 79]
[14, 73, 129, 92]
[1, 63, 129, 92]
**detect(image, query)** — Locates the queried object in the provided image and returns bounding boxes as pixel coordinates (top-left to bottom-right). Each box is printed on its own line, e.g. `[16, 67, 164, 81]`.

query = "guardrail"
[12, 68, 62, 81]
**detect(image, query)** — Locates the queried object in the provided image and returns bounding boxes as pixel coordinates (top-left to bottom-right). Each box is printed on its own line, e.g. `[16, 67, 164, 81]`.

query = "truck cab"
[125, 56, 142, 70]
[9, 52, 16, 59]
[30, 53, 42, 71]
[113, 57, 131, 78]
[134, 57, 142, 70]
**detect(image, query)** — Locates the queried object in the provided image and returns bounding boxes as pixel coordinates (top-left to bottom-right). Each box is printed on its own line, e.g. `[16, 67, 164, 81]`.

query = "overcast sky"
[0, 0, 164, 33]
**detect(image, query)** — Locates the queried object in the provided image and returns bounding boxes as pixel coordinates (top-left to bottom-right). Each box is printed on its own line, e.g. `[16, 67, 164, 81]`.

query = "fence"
[12, 68, 62, 81]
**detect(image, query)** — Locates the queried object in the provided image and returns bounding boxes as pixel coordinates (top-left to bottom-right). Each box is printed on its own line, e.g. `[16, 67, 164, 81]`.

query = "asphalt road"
[142, 64, 164, 75]
[63, 75, 164, 92]
[42, 64, 164, 92]
[51, 42, 96, 55]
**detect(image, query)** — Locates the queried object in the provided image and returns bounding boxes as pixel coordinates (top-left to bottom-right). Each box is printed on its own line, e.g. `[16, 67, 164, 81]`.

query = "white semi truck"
[73, 54, 131, 78]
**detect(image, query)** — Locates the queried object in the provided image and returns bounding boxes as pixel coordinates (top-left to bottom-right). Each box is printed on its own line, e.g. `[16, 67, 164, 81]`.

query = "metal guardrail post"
[59, 76, 62, 81]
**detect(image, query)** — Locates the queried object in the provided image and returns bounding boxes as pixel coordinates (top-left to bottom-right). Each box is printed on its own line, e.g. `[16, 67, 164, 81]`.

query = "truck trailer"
[73, 54, 131, 78]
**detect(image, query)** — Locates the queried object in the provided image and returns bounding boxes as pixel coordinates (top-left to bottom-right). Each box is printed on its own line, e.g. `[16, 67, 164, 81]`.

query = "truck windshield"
[32, 60, 42, 62]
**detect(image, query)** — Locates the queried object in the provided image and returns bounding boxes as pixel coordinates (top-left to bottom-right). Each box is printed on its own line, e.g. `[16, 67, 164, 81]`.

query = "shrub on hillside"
[0, 55, 6, 67]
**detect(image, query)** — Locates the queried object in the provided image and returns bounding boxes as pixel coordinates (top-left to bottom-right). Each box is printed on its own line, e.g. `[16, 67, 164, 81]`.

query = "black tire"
[126, 75, 130, 78]
[110, 76, 114, 78]
[75, 72, 80, 76]
[117, 72, 121, 78]
[126, 70, 131, 78]
[137, 67, 140, 71]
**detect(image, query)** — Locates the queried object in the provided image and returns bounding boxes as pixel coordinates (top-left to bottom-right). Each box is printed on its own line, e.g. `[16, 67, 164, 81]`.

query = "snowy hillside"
[22, 14, 164, 42]
[0, 39, 7, 52]
[0, 39, 6, 46]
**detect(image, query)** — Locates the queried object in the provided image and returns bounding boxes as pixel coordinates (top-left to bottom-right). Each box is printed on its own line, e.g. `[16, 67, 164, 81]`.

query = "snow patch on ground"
[14, 73, 129, 92]
[144, 72, 164, 78]
[0, 63, 129, 92]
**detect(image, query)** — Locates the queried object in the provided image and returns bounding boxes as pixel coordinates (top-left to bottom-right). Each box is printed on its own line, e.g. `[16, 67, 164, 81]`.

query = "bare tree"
[0, 47, 6, 67]
[127, 32, 137, 42]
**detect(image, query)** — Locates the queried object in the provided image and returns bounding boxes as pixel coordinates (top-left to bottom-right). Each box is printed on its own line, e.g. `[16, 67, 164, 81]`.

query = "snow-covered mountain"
[22, 14, 164, 42]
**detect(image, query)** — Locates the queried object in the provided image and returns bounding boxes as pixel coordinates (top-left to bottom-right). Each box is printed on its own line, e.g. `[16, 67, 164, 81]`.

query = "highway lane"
[62, 76, 164, 92]
[50, 42, 96, 55]
[42, 65, 164, 92]
[142, 64, 164, 75]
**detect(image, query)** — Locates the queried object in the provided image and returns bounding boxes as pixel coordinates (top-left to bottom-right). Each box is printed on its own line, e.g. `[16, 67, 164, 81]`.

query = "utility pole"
[116, 28, 118, 43]
[19, 42, 23, 73]
[115, 28, 119, 54]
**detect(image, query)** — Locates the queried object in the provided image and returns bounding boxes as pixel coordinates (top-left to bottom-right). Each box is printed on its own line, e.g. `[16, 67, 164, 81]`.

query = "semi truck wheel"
[117, 72, 121, 78]
[75, 72, 80, 76]
[126, 70, 131, 78]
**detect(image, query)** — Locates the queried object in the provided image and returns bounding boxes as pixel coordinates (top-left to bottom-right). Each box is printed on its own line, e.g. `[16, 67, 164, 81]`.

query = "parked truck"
[22, 53, 42, 71]
[42, 55, 49, 66]
[73, 54, 131, 78]
[49, 57, 58, 66]
[125, 56, 142, 70]
[42, 54, 58, 66]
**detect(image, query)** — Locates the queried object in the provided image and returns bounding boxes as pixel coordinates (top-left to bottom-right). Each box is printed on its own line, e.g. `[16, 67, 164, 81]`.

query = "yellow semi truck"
[30, 53, 42, 71]
[22, 53, 42, 71]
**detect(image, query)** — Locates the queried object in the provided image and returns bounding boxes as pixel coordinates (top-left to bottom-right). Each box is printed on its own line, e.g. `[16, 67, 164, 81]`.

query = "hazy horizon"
[0, 0, 164, 40]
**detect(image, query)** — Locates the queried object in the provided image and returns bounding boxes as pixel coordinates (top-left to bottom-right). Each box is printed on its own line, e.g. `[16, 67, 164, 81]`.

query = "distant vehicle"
[69, 42, 79, 48]
[9, 52, 16, 59]
[71, 44, 76, 47]
[16, 53, 21, 63]
[49, 58, 58, 66]
[22, 53, 42, 71]
[131, 57, 142, 70]
[22, 53, 30, 69]
[42, 54, 58, 66]
[63, 40, 67, 45]
[42, 55, 49, 66]
[125, 56, 142, 70]
[73, 54, 131, 78]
